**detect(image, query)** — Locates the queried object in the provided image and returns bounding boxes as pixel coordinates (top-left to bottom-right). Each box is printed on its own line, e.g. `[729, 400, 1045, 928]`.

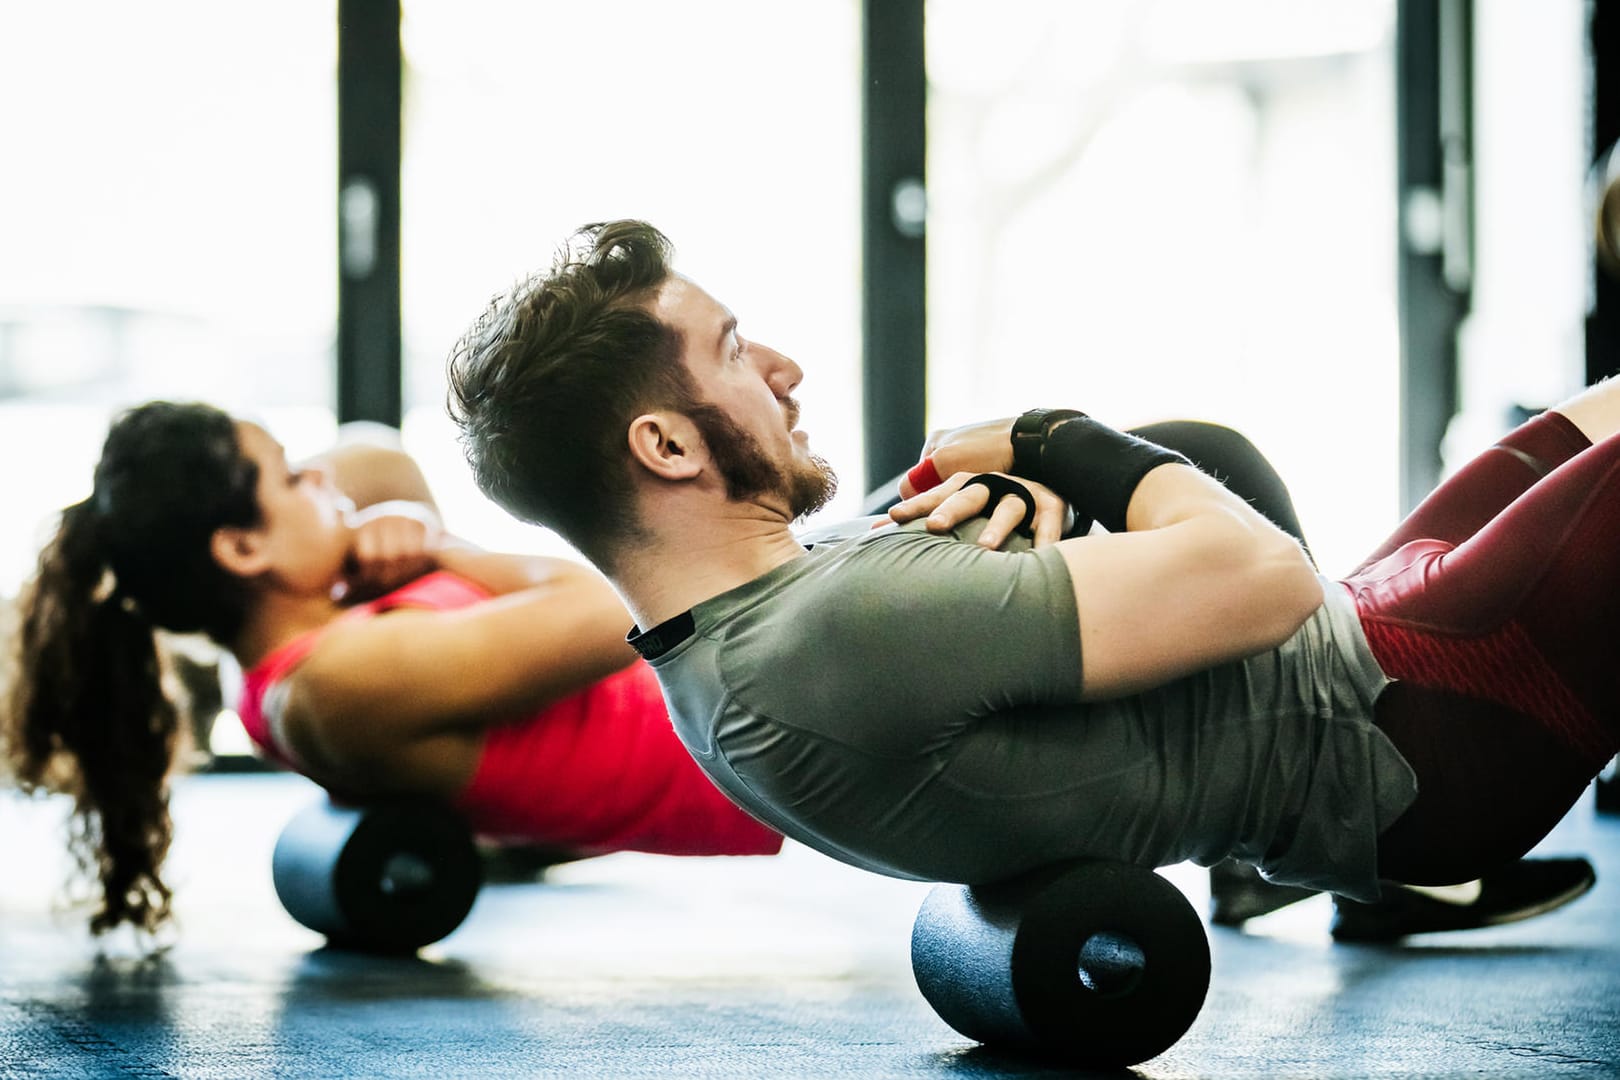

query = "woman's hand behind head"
[337, 500, 443, 602]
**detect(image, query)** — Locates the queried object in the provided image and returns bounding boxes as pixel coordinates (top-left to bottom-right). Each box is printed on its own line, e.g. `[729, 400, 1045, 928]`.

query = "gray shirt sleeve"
[714, 525, 1084, 757]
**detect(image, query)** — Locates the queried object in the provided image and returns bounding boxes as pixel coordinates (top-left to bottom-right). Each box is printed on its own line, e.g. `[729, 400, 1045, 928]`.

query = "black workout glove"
[962, 473, 1037, 537]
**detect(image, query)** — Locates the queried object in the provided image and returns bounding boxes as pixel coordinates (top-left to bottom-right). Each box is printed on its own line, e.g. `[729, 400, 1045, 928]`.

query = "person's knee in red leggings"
[1342, 412, 1619, 883]
[1351, 411, 1592, 571]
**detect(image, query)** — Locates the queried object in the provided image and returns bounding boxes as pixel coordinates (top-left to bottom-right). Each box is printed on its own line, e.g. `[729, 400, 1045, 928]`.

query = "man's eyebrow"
[715, 315, 738, 351]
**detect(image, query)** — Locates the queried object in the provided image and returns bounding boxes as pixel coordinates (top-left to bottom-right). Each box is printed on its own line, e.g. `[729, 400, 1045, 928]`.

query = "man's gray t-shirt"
[640, 521, 1419, 902]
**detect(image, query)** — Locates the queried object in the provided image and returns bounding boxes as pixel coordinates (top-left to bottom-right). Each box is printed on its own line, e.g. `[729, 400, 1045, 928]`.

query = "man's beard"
[687, 403, 838, 520]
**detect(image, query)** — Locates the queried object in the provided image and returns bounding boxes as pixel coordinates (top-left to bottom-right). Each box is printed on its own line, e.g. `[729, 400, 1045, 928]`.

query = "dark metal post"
[337, 0, 402, 426]
[1396, 0, 1473, 513]
[862, 0, 928, 493]
[1588, 0, 1620, 386]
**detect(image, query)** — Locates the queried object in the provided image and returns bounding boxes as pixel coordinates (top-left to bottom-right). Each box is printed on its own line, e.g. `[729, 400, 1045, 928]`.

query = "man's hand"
[888, 471, 1072, 549]
[339, 499, 443, 601]
[898, 417, 1017, 498]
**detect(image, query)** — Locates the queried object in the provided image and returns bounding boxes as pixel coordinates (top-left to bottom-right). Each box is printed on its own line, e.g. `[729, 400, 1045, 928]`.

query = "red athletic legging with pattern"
[1341, 411, 1620, 884]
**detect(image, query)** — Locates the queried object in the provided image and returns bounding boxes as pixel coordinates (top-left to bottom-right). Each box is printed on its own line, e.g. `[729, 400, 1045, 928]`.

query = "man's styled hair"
[446, 220, 696, 572]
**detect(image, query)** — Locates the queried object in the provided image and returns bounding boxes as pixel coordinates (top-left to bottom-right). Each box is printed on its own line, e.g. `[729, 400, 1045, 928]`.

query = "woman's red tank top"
[235, 571, 781, 857]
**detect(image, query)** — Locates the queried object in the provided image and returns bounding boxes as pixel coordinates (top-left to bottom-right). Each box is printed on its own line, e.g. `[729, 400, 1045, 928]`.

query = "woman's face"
[232, 421, 353, 593]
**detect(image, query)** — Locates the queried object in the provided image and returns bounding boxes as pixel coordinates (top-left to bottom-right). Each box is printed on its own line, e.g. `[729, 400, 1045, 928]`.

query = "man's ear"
[627, 411, 705, 481]
[210, 526, 270, 579]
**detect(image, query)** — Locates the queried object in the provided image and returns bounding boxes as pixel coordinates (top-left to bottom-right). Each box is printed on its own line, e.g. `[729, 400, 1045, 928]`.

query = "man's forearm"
[1010, 411, 1189, 533]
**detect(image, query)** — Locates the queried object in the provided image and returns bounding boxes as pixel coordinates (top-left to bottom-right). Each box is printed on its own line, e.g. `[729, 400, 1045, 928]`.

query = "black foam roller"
[272, 797, 482, 953]
[910, 860, 1210, 1068]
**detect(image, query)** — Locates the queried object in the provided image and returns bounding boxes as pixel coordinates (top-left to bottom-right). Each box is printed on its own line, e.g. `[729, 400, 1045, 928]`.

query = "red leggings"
[1342, 412, 1620, 884]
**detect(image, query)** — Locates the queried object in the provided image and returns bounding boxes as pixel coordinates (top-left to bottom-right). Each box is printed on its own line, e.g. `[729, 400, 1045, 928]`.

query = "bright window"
[398, 1, 863, 556]
[0, 2, 338, 594]
[927, 0, 1400, 575]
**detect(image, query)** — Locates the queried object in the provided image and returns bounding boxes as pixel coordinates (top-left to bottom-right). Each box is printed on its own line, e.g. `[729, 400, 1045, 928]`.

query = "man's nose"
[753, 343, 803, 397]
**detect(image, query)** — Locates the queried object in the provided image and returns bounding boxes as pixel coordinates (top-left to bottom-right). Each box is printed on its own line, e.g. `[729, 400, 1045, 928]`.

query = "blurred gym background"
[0, 1, 1610, 766]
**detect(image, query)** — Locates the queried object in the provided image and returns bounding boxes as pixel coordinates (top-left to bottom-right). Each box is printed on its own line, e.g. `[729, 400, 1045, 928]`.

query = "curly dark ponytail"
[3, 402, 261, 934]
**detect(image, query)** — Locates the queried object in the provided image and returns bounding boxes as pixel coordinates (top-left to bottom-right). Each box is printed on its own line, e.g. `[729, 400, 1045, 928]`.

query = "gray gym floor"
[2, 772, 1615, 1079]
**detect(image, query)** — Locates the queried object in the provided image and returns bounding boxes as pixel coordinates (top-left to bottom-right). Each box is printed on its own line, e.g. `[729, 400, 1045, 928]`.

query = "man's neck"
[616, 509, 809, 631]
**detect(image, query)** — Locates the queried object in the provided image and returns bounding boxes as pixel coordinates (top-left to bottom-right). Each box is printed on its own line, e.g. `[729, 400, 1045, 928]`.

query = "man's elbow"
[1254, 539, 1323, 644]
[1189, 518, 1323, 655]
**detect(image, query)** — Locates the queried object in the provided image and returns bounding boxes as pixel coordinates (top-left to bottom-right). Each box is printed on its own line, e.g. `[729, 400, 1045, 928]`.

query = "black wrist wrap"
[1025, 414, 1189, 533]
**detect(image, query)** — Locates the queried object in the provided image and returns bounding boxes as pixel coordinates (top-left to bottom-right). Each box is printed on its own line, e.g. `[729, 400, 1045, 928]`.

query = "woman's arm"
[306, 432, 439, 513]
[314, 435, 605, 602]
[427, 538, 598, 598]
[276, 551, 639, 776]
[281, 437, 641, 775]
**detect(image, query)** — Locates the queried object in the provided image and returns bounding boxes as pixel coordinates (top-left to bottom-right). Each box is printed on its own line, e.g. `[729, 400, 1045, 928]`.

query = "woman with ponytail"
[3, 401, 781, 934]
[8, 404, 259, 933]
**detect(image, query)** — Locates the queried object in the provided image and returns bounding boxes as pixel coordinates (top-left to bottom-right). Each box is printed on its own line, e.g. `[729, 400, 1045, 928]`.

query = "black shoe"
[1329, 856, 1596, 943]
[1208, 859, 1320, 926]
[1597, 756, 1619, 816]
